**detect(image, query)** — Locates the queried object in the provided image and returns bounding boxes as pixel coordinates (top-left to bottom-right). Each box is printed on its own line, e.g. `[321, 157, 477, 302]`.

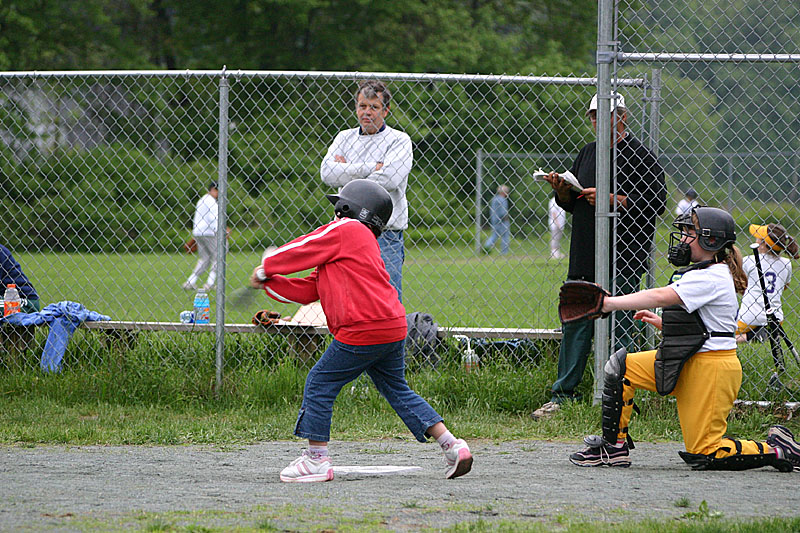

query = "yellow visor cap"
[749, 224, 768, 240]
[749, 224, 782, 251]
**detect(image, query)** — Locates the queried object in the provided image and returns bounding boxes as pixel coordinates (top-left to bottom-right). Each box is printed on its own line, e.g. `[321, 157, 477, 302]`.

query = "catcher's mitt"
[252, 309, 281, 326]
[558, 280, 611, 323]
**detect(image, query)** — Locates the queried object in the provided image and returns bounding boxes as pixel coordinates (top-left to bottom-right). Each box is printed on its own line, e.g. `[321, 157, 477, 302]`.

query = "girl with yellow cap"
[736, 224, 799, 342]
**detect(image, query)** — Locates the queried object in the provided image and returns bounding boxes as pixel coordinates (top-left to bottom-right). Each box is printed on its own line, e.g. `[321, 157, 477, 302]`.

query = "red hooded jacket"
[261, 218, 407, 345]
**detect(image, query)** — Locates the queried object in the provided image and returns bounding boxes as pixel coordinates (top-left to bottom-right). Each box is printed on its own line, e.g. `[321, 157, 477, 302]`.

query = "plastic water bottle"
[193, 289, 210, 324]
[3, 284, 21, 317]
[454, 335, 479, 372]
[463, 344, 479, 373]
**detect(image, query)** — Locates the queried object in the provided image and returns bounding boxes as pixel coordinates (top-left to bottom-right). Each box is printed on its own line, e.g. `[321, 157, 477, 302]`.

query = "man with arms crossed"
[321, 80, 412, 301]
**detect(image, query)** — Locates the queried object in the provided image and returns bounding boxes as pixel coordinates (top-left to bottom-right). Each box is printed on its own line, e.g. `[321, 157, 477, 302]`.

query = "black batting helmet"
[326, 180, 393, 233]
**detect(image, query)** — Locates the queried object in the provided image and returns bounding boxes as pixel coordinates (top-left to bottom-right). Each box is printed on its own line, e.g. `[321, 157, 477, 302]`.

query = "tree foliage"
[0, 0, 598, 73]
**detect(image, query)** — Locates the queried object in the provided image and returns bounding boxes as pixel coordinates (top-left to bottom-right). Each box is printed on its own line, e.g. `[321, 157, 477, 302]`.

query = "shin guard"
[601, 348, 628, 445]
[679, 439, 794, 472]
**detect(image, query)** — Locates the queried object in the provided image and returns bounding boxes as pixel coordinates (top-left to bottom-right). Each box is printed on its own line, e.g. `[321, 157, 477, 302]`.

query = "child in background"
[736, 224, 799, 343]
[250, 179, 472, 482]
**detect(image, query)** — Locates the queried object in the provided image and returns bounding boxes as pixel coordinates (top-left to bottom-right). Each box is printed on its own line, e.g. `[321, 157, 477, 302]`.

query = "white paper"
[533, 168, 583, 193]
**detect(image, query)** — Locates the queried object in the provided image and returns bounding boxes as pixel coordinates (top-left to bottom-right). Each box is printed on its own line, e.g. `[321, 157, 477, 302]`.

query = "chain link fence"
[614, 0, 800, 402]
[1, 0, 799, 403]
[1, 71, 654, 386]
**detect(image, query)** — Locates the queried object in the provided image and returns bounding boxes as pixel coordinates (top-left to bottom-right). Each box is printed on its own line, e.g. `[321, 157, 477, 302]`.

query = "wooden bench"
[80, 321, 561, 361]
[4, 320, 562, 367]
[80, 321, 561, 340]
[79, 321, 330, 363]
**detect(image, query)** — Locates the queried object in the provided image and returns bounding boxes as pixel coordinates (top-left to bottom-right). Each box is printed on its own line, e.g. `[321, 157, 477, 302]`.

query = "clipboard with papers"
[533, 168, 583, 193]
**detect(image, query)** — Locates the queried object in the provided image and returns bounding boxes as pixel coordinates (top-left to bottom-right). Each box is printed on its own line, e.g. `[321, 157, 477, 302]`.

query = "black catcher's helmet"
[694, 207, 736, 252]
[326, 180, 393, 233]
[668, 206, 736, 266]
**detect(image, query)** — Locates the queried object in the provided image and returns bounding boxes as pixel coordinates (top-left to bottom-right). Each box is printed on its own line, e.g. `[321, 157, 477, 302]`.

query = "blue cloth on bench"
[1, 301, 110, 372]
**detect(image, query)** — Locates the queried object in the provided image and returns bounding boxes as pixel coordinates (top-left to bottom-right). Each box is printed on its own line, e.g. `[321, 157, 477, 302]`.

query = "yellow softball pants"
[617, 349, 771, 457]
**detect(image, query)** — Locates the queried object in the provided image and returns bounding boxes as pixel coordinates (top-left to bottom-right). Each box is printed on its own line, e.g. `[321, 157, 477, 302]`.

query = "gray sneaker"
[531, 401, 560, 420]
[767, 425, 800, 471]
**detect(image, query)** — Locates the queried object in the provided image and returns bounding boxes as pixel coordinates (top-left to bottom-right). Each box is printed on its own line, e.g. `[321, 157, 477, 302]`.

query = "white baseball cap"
[587, 92, 627, 115]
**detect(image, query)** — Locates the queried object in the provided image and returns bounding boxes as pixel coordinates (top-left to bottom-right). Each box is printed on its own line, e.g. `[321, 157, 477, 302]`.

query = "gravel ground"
[2, 439, 799, 531]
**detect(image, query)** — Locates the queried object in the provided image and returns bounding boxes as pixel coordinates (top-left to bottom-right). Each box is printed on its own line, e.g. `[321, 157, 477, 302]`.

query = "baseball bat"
[751, 243, 786, 374]
[229, 247, 274, 309]
[777, 323, 800, 367]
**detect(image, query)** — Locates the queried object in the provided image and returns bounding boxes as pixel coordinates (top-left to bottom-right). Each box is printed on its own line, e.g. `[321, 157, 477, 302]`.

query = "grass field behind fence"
[17, 228, 800, 329]
[16, 236, 567, 327]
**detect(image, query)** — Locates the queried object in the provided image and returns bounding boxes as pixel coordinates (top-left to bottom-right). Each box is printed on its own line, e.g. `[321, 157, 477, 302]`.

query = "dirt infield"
[3, 439, 799, 531]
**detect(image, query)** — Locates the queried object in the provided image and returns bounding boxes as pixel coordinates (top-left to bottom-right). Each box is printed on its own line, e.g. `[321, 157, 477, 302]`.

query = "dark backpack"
[405, 312, 439, 366]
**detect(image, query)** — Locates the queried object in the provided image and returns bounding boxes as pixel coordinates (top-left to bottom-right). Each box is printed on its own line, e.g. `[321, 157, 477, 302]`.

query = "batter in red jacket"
[250, 179, 472, 483]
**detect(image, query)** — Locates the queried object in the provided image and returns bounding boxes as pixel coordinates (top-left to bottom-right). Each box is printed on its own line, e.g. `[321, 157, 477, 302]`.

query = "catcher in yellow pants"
[565, 207, 800, 471]
[619, 348, 766, 457]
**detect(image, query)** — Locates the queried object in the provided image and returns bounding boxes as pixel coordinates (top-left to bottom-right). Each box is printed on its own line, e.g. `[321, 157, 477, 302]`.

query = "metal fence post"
[215, 69, 230, 393]
[593, 0, 614, 404]
[726, 155, 734, 214]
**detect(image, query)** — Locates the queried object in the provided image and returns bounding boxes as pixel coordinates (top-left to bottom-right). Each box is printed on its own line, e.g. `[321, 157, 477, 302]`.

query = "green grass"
[28, 503, 800, 532]
[1, 336, 794, 445]
[15, 236, 566, 328]
[444, 517, 800, 532]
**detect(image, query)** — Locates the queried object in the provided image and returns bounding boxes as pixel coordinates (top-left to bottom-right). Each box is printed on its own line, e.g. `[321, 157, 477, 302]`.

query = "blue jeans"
[483, 220, 510, 255]
[293, 339, 443, 443]
[378, 230, 404, 301]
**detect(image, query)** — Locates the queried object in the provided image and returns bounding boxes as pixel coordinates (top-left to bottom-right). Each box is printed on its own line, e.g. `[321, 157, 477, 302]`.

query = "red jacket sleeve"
[263, 271, 319, 304]
[260, 220, 349, 304]
[260, 221, 343, 277]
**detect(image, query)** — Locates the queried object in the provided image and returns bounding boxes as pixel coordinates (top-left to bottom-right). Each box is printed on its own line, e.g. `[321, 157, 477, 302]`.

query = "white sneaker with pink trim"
[279, 451, 334, 483]
[443, 439, 473, 479]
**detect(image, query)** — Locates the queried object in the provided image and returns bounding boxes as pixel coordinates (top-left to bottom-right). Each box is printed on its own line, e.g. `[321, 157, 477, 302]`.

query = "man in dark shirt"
[0, 244, 40, 313]
[533, 93, 666, 419]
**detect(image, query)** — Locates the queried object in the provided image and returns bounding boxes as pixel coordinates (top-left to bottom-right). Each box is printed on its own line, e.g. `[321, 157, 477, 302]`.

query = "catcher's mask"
[668, 207, 736, 266]
[668, 213, 695, 266]
[326, 180, 393, 235]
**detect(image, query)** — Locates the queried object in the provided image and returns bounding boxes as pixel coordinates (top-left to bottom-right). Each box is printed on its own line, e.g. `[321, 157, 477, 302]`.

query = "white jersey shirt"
[738, 253, 792, 325]
[670, 263, 738, 351]
[192, 193, 218, 237]
[320, 125, 413, 231]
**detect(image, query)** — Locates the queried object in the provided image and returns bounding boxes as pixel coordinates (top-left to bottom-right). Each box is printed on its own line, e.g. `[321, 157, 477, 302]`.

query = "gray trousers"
[186, 235, 217, 287]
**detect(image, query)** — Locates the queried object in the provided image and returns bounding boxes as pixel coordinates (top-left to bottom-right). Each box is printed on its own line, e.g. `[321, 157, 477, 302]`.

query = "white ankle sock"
[436, 431, 457, 450]
[309, 445, 329, 458]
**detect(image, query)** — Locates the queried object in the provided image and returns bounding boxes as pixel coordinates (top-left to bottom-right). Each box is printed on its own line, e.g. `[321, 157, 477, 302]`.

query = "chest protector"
[655, 262, 735, 395]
